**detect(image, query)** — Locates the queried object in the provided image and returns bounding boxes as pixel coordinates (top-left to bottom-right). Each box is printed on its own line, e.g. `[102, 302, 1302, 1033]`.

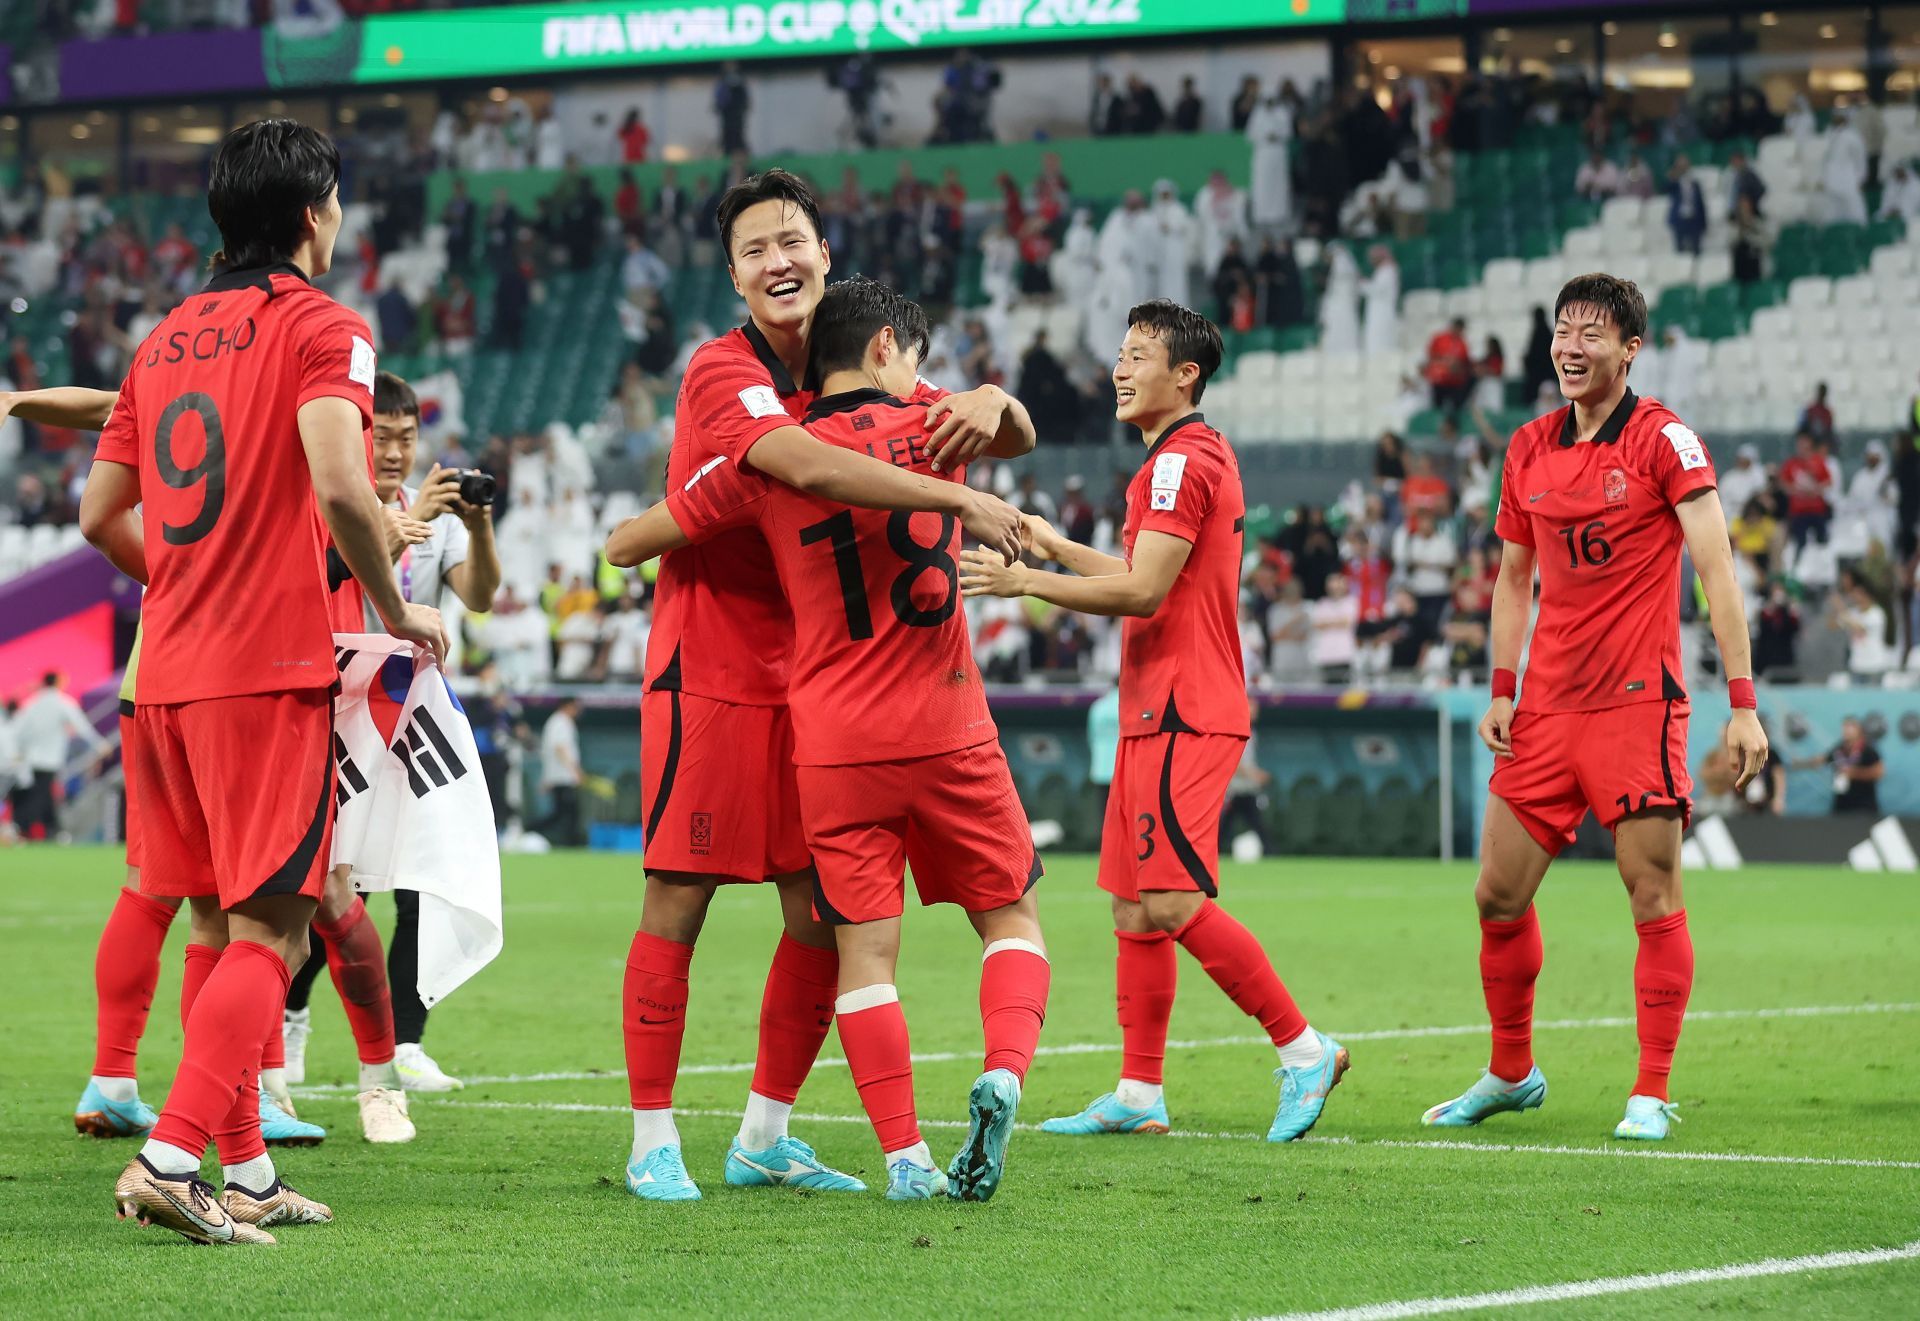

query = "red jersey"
[96, 263, 376, 705]
[1495, 390, 1716, 714]
[1118, 414, 1251, 740]
[1778, 452, 1833, 517]
[667, 387, 993, 766]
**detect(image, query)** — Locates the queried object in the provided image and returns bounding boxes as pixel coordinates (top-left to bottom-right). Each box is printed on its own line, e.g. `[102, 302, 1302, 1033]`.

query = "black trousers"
[537, 784, 582, 847]
[285, 889, 430, 1045]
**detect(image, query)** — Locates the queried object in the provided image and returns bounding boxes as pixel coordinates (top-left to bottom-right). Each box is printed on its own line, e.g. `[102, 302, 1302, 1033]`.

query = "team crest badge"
[1605, 468, 1627, 504]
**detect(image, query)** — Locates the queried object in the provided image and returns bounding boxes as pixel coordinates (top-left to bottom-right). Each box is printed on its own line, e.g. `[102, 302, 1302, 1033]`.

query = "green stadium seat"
[1697, 304, 1742, 339]
[1740, 278, 1784, 311]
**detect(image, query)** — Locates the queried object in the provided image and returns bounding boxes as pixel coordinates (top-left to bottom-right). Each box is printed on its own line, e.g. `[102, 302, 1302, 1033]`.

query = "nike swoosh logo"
[156, 1183, 232, 1241]
[1528, 492, 1549, 503]
[731, 1153, 794, 1180]
[637, 1015, 678, 1025]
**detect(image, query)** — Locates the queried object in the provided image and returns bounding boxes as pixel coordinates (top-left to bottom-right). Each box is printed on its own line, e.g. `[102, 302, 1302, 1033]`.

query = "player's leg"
[388, 888, 462, 1090]
[312, 864, 412, 1142]
[280, 929, 324, 1086]
[621, 870, 714, 1201]
[77, 868, 180, 1138]
[833, 916, 940, 1199]
[950, 892, 1049, 1201]
[1613, 807, 1690, 1140]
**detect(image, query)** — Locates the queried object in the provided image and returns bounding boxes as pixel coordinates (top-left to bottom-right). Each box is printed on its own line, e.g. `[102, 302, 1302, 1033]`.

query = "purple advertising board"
[57, 27, 266, 101]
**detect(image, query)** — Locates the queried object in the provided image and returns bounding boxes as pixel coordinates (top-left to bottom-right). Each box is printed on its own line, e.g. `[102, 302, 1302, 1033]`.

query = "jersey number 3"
[799, 510, 959, 641]
[155, 392, 227, 546]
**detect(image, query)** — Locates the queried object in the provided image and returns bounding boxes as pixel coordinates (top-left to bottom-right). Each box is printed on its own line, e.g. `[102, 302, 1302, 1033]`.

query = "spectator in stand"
[561, 174, 604, 271]
[1212, 238, 1252, 324]
[1720, 443, 1767, 516]
[603, 593, 652, 681]
[652, 164, 694, 265]
[941, 49, 1002, 142]
[492, 260, 530, 351]
[620, 231, 669, 294]
[828, 53, 882, 148]
[1393, 507, 1458, 630]
[1195, 168, 1250, 277]
[1283, 505, 1341, 599]
[1015, 330, 1079, 443]
[1373, 430, 1408, 505]
[556, 601, 605, 681]
[1730, 493, 1782, 577]
[1796, 717, 1883, 814]
[1344, 527, 1390, 624]
[612, 169, 644, 236]
[1266, 579, 1314, 684]
[1574, 148, 1621, 200]
[1754, 582, 1801, 678]
[443, 178, 476, 272]
[1520, 305, 1555, 405]
[1363, 243, 1401, 359]
[1832, 569, 1893, 683]
[434, 274, 477, 359]
[1620, 151, 1657, 200]
[1255, 235, 1305, 327]
[1798, 382, 1836, 445]
[1013, 472, 1057, 524]
[9, 671, 103, 842]
[1368, 586, 1436, 677]
[1443, 547, 1495, 674]
[1246, 92, 1296, 236]
[483, 187, 521, 273]
[1725, 148, 1767, 218]
[1878, 162, 1920, 222]
[1731, 194, 1769, 283]
[1308, 572, 1358, 684]
[1424, 316, 1473, 414]
[714, 62, 750, 154]
[1059, 475, 1096, 545]
[1472, 335, 1506, 413]
[1666, 155, 1707, 255]
[13, 473, 65, 527]
[615, 108, 650, 164]
[1173, 76, 1204, 133]
[152, 222, 197, 288]
[534, 106, 566, 170]
[1230, 76, 1261, 132]
[1822, 106, 1869, 224]
[376, 281, 417, 354]
[1125, 74, 1166, 135]
[1090, 73, 1124, 137]
[1780, 430, 1837, 549]
[1401, 449, 1452, 520]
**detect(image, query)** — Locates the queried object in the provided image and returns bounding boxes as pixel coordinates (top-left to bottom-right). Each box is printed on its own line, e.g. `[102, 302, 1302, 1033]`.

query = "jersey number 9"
[154, 392, 227, 546]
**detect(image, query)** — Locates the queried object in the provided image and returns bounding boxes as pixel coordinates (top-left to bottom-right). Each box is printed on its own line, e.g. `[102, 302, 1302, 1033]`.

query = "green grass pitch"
[3, 849, 1918, 1318]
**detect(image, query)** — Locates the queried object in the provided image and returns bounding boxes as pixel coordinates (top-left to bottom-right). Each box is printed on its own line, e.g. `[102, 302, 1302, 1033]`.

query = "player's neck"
[753, 315, 811, 387]
[1135, 401, 1193, 450]
[819, 369, 886, 398]
[1568, 373, 1629, 441]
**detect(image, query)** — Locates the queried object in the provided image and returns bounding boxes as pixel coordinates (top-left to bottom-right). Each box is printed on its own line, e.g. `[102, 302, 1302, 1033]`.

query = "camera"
[457, 469, 497, 507]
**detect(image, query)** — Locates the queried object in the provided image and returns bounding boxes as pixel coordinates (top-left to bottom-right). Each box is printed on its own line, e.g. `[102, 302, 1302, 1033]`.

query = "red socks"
[835, 988, 920, 1153]
[92, 888, 176, 1078]
[1115, 930, 1177, 1084]
[980, 941, 1050, 1080]
[623, 931, 692, 1110]
[1480, 908, 1544, 1084]
[180, 942, 219, 1027]
[1632, 909, 1693, 1101]
[1172, 900, 1308, 1047]
[314, 899, 396, 1066]
[751, 934, 838, 1105]
[151, 941, 290, 1158]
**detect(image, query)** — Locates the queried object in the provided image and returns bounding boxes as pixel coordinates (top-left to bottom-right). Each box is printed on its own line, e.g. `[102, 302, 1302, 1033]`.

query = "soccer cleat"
[74, 1081, 158, 1139]
[884, 1158, 950, 1201]
[259, 1091, 326, 1147]
[394, 1043, 464, 1092]
[1614, 1094, 1680, 1141]
[261, 1072, 297, 1117]
[113, 1156, 276, 1246]
[947, 1069, 1022, 1202]
[1421, 1065, 1549, 1128]
[724, 1136, 866, 1192]
[222, 1178, 333, 1227]
[1268, 1031, 1352, 1142]
[357, 1086, 417, 1144]
[1038, 1092, 1172, 1136]
[626, 1144, 701, 1202]
[282, 1008, 311, 1086]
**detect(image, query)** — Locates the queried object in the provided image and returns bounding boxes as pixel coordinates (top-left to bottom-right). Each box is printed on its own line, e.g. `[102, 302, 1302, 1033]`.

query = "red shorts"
[1490, 700, 1693, 856]
[132, 689, 336, 909]
[641, 689, 809, 882]
[796, 740, 1040, 925]
[119, 708, 143, 869]
[1098, 731, 1243, 901]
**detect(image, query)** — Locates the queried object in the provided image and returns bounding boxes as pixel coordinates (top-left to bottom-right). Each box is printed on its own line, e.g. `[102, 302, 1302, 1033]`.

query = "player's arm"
[78, 460, 148, 585]
[1676, 488, 1767, 790]
[926, 384, 1036, 462]
[300, 396, 447, 662]
[959, 529, 1191, 619]
[0, 386, 119, 430]
[1477, 538, 1535, 758]
[605, 501, 694, 568]
[1024, 514, 1130, 577]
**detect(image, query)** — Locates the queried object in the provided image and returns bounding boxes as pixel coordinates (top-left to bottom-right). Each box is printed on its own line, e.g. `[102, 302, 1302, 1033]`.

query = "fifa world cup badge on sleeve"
[1150, 452, 1186, 512]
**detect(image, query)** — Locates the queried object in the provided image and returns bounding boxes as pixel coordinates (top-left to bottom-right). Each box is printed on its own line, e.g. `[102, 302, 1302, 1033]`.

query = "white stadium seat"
[1786, 276, 1833, 309]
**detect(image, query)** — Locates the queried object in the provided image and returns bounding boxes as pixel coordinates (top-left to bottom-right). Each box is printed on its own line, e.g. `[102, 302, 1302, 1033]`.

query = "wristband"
[1491, 668, 1517, 700]
[1728, 677, 1757, 710]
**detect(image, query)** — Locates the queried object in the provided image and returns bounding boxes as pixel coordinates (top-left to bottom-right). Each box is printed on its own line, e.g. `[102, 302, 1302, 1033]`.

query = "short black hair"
[207, 119, 341, 271]
[810, 276, 929, 377]
[374, 371, 419, 419]
[1554, 273, 1647, 342]
[1127, 299, 1223, 404]
[42, 670, 58, 687]
[715, 168, 823, 266]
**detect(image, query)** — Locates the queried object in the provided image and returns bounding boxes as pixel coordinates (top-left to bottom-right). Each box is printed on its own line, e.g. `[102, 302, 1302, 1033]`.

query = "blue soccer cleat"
[1614, 1094, 1680, 1141]
[74, 1081, 158, 1138]
[947, 1069, 1021, 1202]
[1038, 1092, 1171, 1136]
[884, 1158, 950, 1201]
[724, 1136, 866, 1192]
[259, 1091, 326, 1147]
[626, 1144, 701, 1202]
[1422, 1065, 1549, 1128]
[1269, 1031, 1351, 1142]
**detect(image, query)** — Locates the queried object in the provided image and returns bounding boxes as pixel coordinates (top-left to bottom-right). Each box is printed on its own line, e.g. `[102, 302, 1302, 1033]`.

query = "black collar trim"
[201, 262, 312, 296]
[803, 387, 915, 422]
[1558, 388, 1637, 447]
[740, 320, 821, 395]
[1145, 412, 1206, 463]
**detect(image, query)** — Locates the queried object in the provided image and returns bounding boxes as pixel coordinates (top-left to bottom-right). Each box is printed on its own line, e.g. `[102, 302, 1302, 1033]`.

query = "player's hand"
[1726, 707, 1768, 792]
[407, 464, 464, 523]
[1021, 512, 1060, 560]
[383, 507, 432, 556]
[387, 602, 449, 666]
[925, 386, 1007, 472]
[960, 489, 1023, 565]
[959, 547, 1029, 599]
[1478, 696, 1515, 757]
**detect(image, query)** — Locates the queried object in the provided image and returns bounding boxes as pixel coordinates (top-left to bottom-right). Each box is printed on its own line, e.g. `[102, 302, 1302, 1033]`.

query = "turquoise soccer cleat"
[884, 1158, 949, 1201]
[1421, 1064, 1549, 1128]
[258, 1091, 326, 1146]
[1038, 1092, 1171, 1136]
[1614, 1095, 1680, 1141]
[947, 1069, 1021, 1202]
[74, 1081, 158, 1138]
[626, 1144, 701, 1201]
[724, 1136, 866, 1192]
[1269, 1031, 1351, 1142]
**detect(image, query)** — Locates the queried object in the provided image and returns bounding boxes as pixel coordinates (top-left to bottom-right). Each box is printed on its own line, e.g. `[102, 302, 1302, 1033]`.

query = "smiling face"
[1112, 323, 1196, 430]
[372, 410, 419, 503]
[726, 197, 830, 334]
[1552, 301, 1639, 407]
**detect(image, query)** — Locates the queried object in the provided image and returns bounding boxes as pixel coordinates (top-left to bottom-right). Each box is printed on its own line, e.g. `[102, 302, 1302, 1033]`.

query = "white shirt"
[13, 687, 103, 772]
[603, 607, 650, 678]
[364, 483, 471, 630]
[1308, 595, 1358, 668]
[1847, 603, 1893, 675]
[555, 611, 601, 680]
[539, 709, 581, 789]
[1394, 525, 1459, 597]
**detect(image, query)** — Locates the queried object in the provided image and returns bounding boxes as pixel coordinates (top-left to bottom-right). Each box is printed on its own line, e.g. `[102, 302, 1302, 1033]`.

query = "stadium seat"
[1786, 276, 1833, 310]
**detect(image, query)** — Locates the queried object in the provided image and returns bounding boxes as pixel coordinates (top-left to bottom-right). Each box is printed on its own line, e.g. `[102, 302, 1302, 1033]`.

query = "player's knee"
[1139, 889, 1203, 933]
[1620, 865, 1682, 920]
[1473, 876, 1530, 922]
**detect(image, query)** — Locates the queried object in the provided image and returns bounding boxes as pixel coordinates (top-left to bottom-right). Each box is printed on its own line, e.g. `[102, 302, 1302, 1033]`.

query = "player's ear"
[819, 238, 831, 277]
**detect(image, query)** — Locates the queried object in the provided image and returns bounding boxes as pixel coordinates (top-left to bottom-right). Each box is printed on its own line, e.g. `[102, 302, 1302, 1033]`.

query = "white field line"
[1253, 1238, 1920, 1321]
[409, 1098, 1920, 1172]
[291, 1001, 1920, 1095]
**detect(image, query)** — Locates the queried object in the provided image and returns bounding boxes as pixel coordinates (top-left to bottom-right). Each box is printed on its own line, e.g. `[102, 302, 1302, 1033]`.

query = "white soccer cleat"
[394, 1043, 464, 1092]
[357, 1087, 417, 1144]
[283, 1009, 311, 1087]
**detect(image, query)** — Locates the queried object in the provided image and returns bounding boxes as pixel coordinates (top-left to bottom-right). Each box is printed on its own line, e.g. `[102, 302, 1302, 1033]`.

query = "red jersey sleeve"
[1135, 435, 1223, 545]
[1494, 433, 1534, 545]
[678, 341, 799, 467]
[1647, 414, 1718, 507]
[95, 372, 139, 467]
[292, 303, 377, 425]
[665, 454, 768, 544]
